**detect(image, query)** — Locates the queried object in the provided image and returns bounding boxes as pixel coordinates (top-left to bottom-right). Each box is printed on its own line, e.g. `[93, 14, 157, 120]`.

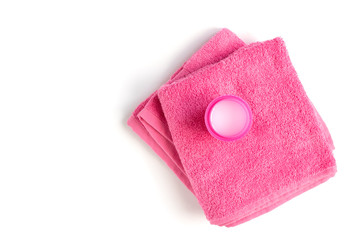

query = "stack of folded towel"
[127, 29, 336, 227]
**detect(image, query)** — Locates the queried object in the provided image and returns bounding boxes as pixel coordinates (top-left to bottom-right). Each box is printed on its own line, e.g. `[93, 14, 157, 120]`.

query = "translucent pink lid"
[205, 95, 252, 141]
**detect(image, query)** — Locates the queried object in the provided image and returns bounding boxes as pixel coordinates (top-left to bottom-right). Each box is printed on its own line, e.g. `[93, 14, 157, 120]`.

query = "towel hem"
[209, 163, 337, 227]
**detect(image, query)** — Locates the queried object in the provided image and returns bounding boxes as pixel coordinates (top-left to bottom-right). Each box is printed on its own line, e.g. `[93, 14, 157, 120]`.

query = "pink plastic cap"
[205, 95, 253, 141]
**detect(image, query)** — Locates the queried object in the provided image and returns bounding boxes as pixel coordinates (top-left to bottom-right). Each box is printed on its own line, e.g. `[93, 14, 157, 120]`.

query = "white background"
[0, 0, 359, 239]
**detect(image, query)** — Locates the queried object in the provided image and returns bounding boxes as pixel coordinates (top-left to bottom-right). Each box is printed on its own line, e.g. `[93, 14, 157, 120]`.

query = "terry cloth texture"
[127, 29, 336, 227]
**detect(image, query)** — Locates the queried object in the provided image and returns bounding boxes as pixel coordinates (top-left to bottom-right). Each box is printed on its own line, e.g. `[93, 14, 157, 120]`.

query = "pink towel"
[127, 29, 336, 227]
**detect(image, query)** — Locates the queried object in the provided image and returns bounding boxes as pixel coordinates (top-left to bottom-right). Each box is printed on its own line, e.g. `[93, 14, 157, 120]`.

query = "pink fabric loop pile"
[127, 29, 336, 227]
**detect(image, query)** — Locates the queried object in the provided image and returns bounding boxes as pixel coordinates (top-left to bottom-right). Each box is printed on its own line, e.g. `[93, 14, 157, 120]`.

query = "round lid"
[205, 95, 252, 141]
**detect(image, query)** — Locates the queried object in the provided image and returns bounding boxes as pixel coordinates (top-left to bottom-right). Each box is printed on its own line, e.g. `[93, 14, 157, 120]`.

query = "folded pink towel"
[127, 29, 336, 227]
